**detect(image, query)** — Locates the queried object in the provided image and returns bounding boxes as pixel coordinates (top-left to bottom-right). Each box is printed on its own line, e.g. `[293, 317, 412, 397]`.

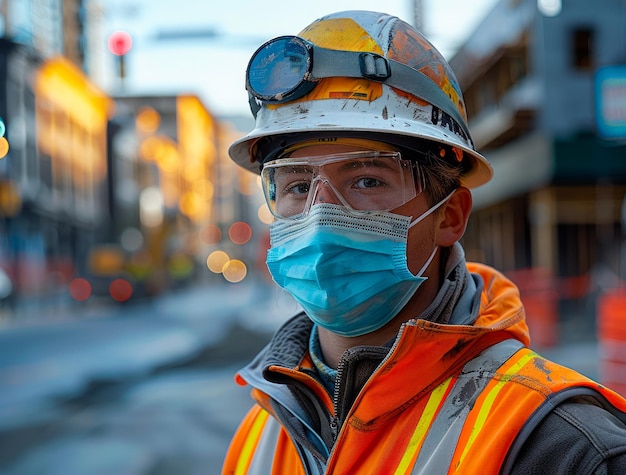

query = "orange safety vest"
[223, 263, 626, 474]
[223, 338, 626, 474]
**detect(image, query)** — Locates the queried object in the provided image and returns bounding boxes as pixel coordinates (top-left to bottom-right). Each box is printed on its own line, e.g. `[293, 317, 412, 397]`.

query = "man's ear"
[435, 187, 472, 247]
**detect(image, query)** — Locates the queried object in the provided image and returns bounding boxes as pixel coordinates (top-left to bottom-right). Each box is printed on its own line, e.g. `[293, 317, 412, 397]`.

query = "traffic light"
[107, 31, 132, 56]
[108, 31, 133, 80]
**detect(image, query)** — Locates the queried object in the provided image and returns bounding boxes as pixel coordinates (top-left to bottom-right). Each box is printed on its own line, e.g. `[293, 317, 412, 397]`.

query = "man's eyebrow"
[273, 164, 314, 176]
[337, 158, 399, 172]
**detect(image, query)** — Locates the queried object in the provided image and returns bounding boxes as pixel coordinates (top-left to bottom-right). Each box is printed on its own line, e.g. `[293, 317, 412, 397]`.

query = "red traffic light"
[108, 31, 133, 56]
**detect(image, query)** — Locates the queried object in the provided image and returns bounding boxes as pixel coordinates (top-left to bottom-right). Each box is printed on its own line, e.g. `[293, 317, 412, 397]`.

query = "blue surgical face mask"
[265, 192, 454, 337]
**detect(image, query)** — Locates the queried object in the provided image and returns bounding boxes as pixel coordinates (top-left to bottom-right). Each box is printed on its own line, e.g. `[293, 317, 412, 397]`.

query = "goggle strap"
[248, 93, 261, 119]
[312, 47, 472, 143]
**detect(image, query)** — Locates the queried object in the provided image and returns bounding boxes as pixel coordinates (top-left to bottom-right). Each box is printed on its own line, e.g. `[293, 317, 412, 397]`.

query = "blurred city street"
[0, 280, 300, 475]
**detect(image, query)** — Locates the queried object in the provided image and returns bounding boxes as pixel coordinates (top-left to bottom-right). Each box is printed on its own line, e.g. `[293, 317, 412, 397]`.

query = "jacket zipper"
[328, 322, 412, 445]
[329, 359, 345, 442]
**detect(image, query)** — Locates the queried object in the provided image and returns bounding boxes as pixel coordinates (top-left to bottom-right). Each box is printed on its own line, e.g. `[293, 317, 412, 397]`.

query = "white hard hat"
[229, 10, 493, 188]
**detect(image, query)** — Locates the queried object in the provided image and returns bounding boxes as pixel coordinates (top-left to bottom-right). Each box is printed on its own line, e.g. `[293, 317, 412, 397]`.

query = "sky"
[100, 0, 501, 118]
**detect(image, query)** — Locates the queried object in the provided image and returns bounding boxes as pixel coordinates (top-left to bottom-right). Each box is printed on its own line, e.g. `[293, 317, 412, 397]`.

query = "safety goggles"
[245, 36, 470, 140]
[260, 151, 422, 219]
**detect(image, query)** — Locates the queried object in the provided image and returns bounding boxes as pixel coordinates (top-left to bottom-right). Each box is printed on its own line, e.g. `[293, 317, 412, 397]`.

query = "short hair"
[405, 144, 464, 208]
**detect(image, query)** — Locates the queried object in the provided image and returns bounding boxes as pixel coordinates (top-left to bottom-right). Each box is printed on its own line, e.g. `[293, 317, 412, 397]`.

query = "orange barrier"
[507, 268, 559, 348]
[521, 288, 560, 348]
[598, 289, 626, 396]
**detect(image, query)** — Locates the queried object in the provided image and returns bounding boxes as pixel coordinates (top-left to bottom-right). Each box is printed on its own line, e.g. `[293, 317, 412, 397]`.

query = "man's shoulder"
[510, 400, 626, 474]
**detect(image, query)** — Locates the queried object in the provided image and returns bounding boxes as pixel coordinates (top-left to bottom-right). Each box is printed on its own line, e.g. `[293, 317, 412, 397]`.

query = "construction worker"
[223, 10, 626, 474]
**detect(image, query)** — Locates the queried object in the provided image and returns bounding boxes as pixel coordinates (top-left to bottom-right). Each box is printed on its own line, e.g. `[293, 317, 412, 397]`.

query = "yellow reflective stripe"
[394, 377, 454, 475]
[235, 409, 270, 475]
[458, 351, 536, 467]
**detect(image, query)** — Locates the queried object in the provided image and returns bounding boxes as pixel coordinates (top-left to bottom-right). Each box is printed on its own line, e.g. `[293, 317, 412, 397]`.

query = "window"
[572, 28, 594, 71]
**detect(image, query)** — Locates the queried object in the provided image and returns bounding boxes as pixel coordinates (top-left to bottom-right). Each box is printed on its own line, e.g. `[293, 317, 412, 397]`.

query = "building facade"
[451, 0, 626, 344]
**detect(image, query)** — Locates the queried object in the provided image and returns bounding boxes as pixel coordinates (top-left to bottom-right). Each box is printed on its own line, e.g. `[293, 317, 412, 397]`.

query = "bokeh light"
[199, 223, 222, 245]
[135, 106, 161, 134]
[139, 187, 164, 227]
[538, 0, 562, 16]
[222, 259, 247, 283]
[257, 204, 273, 225]
[69, 278, 92, 301]
[168, 251, 193, 279]
[207, 250, 229, 273]
[0, 137, 9, 159]
[120, 227, 144, 252]
[127, 250, 153, 281]
[0, 181, 21, 216]
[228, 221, 252, 245]
[109, 278, 133, 302]
[139, 136, 162, 161]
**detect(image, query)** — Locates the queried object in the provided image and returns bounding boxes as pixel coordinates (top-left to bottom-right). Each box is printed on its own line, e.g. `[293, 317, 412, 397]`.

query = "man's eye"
[287, 182, 310, 195]
[355, 177, 384, 189]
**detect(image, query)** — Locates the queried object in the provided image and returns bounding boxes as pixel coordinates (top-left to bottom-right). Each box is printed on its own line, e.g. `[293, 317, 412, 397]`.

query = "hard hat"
[229, 10, 493, 188]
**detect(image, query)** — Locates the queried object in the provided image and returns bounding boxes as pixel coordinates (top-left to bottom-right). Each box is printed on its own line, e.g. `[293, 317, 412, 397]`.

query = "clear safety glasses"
[261, 151, 423, 219]
[245, 36, 470, 140]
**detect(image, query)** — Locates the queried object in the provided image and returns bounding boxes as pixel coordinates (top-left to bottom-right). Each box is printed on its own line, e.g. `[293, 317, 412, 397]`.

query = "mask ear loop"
[415, 245, 438, 277]
[408, 189, 457, 229]
[408, 188, 457, 277]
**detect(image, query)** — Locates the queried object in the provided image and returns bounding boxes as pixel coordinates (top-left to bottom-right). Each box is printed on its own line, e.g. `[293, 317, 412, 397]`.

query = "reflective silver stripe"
[247, 415, 282, 474]
[411, 339, 524, 474]
[246, 414, 326, 475]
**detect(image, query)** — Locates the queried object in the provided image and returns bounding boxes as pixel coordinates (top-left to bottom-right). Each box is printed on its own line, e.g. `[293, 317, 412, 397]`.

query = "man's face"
[276, 143, 438, 277]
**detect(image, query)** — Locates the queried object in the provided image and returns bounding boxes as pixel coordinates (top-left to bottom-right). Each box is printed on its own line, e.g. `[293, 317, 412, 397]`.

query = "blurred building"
[0, 0, 271, 319]
[0, 0, 86, 66]
[106, 94, 219, 294]
[0, 0, 127, 312]
[0, 36, 115, 311]
[452, 0, 626, 343]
